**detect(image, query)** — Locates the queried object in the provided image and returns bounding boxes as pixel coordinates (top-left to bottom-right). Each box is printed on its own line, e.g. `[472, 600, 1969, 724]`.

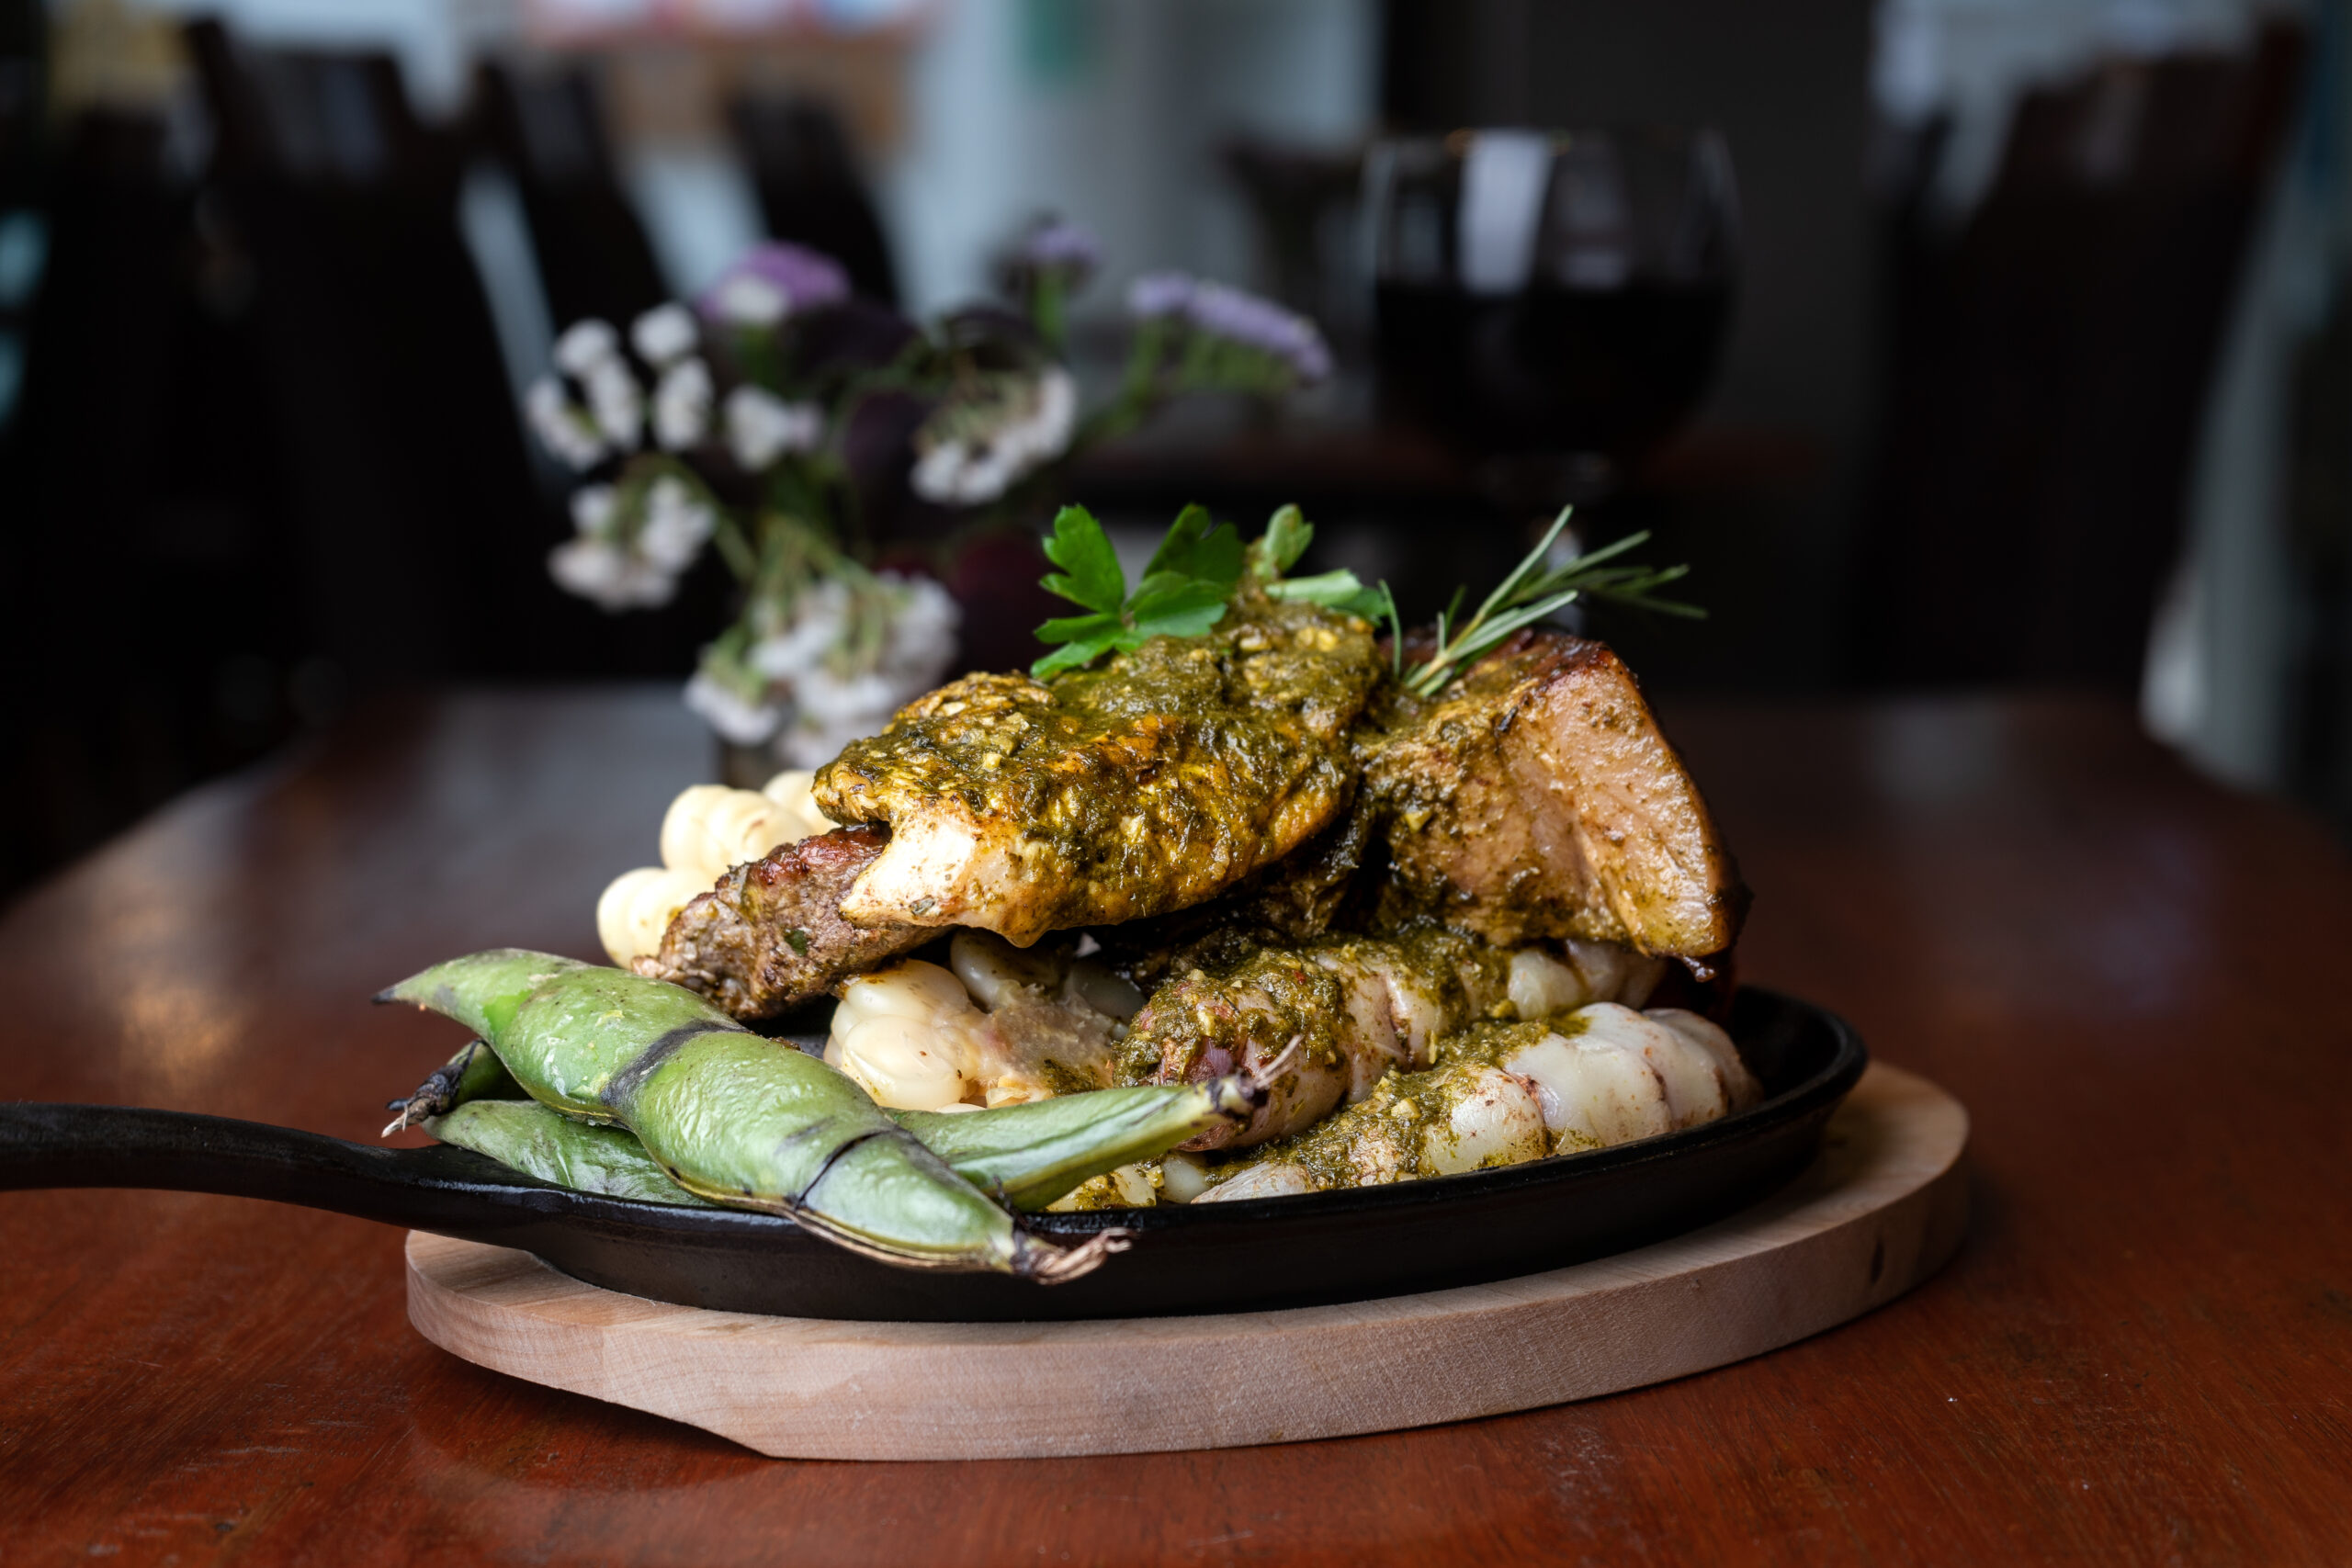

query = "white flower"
[1014, 368, 1077, 463]
[684, 670, 784, 745]
[908, 440, 999, 506]
[524, 376, 604, 470]
[741, 572, 960, 765]
[712, 274, 788, 328]
[630, 302, 698, 367]
[570, 484, 618, 538]
[795, 666, 903, 727]
[652, 357, 713, 450]
[748, 580, 851, 680]
[583, 357, 643, 450]
[776, 674, 901, 769]
[909, 369, 1076, 507]
[554, 318, 620, 376]
[908, 440, 965, 502]
[638, 477, 714, 573]
[877, 574, 961, 683]
[725, 386, 822, 470]
[548, 538, 674, 611]
[910, 442, 1017, 506]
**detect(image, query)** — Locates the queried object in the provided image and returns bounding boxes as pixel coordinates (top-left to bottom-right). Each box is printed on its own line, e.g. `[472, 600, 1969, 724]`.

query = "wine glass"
[1366, 127, 1740, 516]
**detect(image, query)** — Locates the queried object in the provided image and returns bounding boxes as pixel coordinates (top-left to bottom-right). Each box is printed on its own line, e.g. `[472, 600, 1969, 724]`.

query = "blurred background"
[1, 0, 2346, 900]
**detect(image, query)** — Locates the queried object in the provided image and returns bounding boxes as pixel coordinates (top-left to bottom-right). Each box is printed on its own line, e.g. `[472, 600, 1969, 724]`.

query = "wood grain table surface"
[2, 688, 2346, 1565]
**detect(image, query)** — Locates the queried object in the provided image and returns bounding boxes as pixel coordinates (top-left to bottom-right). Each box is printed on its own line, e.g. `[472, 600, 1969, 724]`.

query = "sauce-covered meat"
[814, 599, 1382, 946]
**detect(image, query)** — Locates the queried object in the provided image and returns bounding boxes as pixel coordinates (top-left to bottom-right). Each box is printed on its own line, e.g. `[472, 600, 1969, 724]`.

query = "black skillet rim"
[514, 984, 1868, 1244]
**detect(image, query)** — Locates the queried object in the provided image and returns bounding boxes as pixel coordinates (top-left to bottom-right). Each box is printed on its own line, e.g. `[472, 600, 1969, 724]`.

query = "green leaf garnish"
[1032, 501, 1691, 693]
[1266, 570, 1389, 621]
[1041, 506, 1127, 615]
[1125, 576, 1233, 638]
[1248, 503, 1313, 581]
[1251, 505, 1391, 619]
[1031, 504, 1247, 677]
[1031, 637, 1115, 679]
[1144, 503, 1244, 587]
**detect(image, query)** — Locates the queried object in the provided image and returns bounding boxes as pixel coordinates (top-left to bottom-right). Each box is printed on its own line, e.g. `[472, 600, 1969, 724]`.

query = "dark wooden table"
[4, 689, 2347, 1564]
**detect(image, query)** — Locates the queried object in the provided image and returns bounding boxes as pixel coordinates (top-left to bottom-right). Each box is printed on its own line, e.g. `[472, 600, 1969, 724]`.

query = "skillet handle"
[0, 1101, 560, 1233]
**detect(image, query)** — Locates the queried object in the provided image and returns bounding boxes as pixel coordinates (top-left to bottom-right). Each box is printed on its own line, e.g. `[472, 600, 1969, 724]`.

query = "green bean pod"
[377, 950, 1113, 1279]
[383, 1039, 524, 1134]
[427, 1079, 1256, 1214]
[899, 1081, 1259, 1210]
[425, 1099, 718, 1207]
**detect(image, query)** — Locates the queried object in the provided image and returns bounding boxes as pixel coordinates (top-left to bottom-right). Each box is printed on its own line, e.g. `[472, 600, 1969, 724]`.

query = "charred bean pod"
[382, 1039, 523, 1134]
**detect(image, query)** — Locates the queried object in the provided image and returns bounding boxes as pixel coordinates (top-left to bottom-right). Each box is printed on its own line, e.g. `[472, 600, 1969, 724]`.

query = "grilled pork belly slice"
[632, 826, 932, 1017]
[813, 601, 1382, 947]
[1115, 926, 1664, 1150]
[1362, 629, 1747, 957]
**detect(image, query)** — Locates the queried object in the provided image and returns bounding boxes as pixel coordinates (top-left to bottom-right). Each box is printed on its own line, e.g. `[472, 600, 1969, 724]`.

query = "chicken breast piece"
[1361, 629, 1747, 957]
[813, 601, 1382, 946]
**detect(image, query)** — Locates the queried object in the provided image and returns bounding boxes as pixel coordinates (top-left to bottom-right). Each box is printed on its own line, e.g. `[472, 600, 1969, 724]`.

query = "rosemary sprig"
[1394, 508, 1702, 698]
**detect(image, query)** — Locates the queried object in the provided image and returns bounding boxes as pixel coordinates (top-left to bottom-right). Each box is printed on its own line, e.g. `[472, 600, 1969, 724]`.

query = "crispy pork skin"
[1362, 631, 1747, 956]
[634, 826, 931, 1018]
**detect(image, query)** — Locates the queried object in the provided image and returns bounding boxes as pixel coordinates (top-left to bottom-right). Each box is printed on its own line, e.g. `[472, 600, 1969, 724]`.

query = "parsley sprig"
[1031, 504, 1245, 677]
[1255, 503, 1394, 622]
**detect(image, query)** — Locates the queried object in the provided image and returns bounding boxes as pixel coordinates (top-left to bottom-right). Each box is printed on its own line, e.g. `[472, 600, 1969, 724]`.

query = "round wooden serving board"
[406, 1061, 1967, 1461]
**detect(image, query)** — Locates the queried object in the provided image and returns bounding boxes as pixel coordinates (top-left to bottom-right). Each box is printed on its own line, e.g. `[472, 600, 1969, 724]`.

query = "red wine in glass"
[1370, 129, 1738, 497]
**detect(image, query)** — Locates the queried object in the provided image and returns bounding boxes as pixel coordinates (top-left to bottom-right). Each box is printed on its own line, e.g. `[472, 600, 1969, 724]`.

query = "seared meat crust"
[632, 826, 930, 1017]
[1361, 630, 1747, 956]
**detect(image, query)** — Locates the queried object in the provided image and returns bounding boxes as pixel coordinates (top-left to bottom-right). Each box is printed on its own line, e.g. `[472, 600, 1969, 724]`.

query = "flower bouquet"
[521, 220, 1334, 771]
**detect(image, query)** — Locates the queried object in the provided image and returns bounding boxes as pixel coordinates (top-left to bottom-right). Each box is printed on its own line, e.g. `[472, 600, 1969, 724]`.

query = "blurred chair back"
[1856, 26, 2304, 690]
[470, 59, 668, 329]
[727, 92, 899, 305]
[184, 18, 540, 685]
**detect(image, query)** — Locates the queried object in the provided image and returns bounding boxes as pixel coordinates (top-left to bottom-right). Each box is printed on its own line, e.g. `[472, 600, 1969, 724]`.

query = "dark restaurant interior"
[3, 0, 2346, 898]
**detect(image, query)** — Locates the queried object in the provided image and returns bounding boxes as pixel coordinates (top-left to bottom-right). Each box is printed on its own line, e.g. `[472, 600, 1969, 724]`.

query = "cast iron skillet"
[0, 988, 1863, 1322]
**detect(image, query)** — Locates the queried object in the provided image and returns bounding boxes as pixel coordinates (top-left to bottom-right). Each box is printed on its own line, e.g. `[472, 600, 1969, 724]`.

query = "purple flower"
[1126, 271, 1330, 383]
[1184, 280, 1332, 381]
[1016, 218, 1101, 274]
[1126, 271, 1196, 319]
[698, 242, 853, 326]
